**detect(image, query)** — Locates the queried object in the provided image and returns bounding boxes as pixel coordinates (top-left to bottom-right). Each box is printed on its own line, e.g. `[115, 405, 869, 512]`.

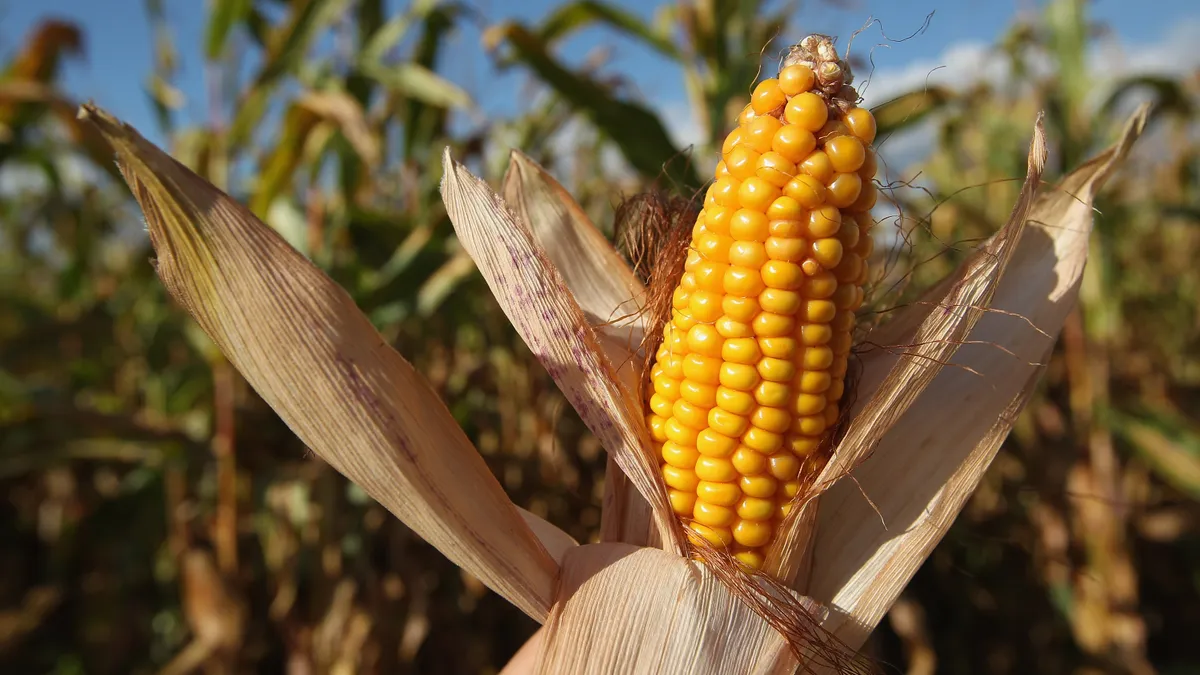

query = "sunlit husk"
[79, 104, 559, 622]
[500, 151, 656, 547]
[441, 149, 681, 553]
[796, 107, 1148, 651]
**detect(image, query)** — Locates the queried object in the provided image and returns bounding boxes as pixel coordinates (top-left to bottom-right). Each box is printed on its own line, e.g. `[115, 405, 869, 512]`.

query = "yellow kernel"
[648, 414, 668, 442]
[832, 357, 849, 378]
[737, 497, 775, 521]
[807, 205, 841, 238]
[742, 427, 783, 453]
[696, 428, 738, 457]
[759, 289, 802, 315]
[663, 465, 699, 491]
[715, 316, 753, 338]
[833, 283, 862, 310]
[672, 398, 710, 429]
[849, 181, 878, 212]
[728, 241, 768, 268]
[722, 337, 761, 365]
[783, 92, 828, 131]
[662, 441, 698, 469]
[768, 452, 802, 480]
[710, 177, 740, 207]
[664, 417, 700, 446]
[797, 370, 832, 394]
[754, 381, 791, 407]
[732, 446, 768, 475]
[734, 549, 765, 569]
[756, 357, 795, 383]
[765, 236, 808, 262]
[696, 481, 741, 507]
[761, 260, 805, 290]
[772, 124, 817, 164]
[778, 64, 816, 96]
[758, 337, 797, 359]
[799, 323, 832, 346]
[719, 362, 760, 391]
[723, 266, 766, 297]
[693, 501, 737, 527]
[740, 474, 777, 498]
[792, 393, 826, 416]
[751, 78, 786, 114]
[844, 107, 877, 143]
[827, 380, 845, 402]
[801, 299, 837, 323]
[836, 218, 860, 248]
[694, 261, 728, 292]
[856, 233, 875, 258]
[752, 312, 795, 337]
[716, 386, 756, 415]
[756, 151, 797, 188]
[830, 330, 853, 356]
[672, 308, 698, 331]
[826, 135, 865, 173]
[725, 145, 761, 181]
[743, 115, 783, 153]
[732, 519, 774, 547]
[668, 489, 697, 515]
[679, 380, 718, 407]
[824, 401, 840, 426]
[710, 407, 751, 438]
[802, 346, 835, 371]
[680, 272, 698, 291]
[730, 209, 769, 241]
[766, 195, 803, 221]
[649, 393, 674, 417]
[695, 233, 732, 265]
[737, 177, 781, 212]
[834, 253, 863, 283]
[664, 356, 685, 379]
[672, 287, 690, 310]
[811, 238, 844, 269]
[653, 375, 681, 401]
[688, 522, 734, 547]
[788, 435, 821, 457]
[695, 456, 737, 482]
[800, 150, 834, 183]
[826, 172, 862, 208]
[858, 147, 878, 180]
[783, 480, 801, 499]
[722, 295, 760, 322]
[751, 406, 791, 434]
[686, 324, 723, 357]
[667, 329, 688, 354]
[805, 270, 837, 299]
[783, 174, 825, 209]
[721, 127, 743, 154]
[705, 205, 733, 234]
[817, 119, 850, 143]
[688, 289, 724, 323]
[792, 414, 827, 436]
[737, 103, 757, 126]
[714, 161, 730, 179]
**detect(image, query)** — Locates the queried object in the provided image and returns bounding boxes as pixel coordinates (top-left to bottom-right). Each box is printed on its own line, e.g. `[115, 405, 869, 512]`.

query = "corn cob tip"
[782, 35, 856, 110]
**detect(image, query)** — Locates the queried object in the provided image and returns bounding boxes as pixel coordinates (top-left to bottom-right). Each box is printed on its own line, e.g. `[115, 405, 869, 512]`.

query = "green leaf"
[872, 87, 955, 138]
[1110, 409, 1200, 500]
[359, 62, 471, 110]
[487, 22, 699, 190]
[537, 1, 680, 61]
[204, 0, 253, 60]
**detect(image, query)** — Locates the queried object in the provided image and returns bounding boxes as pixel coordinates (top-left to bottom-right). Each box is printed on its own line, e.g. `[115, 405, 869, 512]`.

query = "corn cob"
[647, 36, 877, 569]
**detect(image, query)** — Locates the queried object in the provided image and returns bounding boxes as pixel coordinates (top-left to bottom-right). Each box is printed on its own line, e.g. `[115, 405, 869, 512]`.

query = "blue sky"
[2, 0, 1197, 150]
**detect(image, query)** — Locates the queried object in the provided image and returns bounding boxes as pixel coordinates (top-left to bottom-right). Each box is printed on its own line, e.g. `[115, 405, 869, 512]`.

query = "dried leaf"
[440, 149, 681, 554]
[80, 104, 558, 622]
[802, 107, 1147, 650]
[501, 150, 655, 547]
[535, 544, 796, 675]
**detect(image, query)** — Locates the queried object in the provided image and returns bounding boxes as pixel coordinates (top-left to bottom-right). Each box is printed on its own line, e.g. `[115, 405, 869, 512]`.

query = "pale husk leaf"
[534, 544, 801, 675]
[802, 107, 1147, 650]
[80, 104, 559, 622]
[766, 116, 1049, 581]
[440, 149, 681, 553]
[500, 151, 655, 547]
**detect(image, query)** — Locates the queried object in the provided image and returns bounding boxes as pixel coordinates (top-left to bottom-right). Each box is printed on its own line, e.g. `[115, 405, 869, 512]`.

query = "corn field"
[1, 1, 1198, 673]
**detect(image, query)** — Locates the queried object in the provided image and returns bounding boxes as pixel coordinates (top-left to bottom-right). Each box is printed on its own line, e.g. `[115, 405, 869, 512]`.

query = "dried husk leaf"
[799, 108, 1147, 650]
[440, 149, 681, 554]
[500, 151, 655, 547]
[79, 104, 558, 621]
[534, 544, 800, 675]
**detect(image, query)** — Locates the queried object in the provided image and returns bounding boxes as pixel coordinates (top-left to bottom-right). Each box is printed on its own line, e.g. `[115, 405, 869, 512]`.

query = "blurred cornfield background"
[1, 0, 1198, 673]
